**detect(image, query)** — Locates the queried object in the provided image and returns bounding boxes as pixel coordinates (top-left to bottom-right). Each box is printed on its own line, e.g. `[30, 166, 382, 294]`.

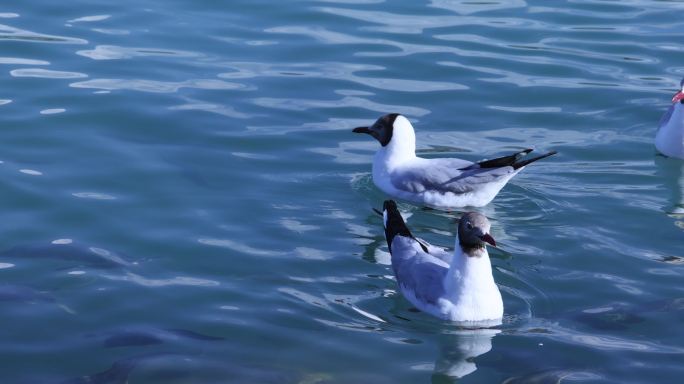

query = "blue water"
[0, 1, 683, 383]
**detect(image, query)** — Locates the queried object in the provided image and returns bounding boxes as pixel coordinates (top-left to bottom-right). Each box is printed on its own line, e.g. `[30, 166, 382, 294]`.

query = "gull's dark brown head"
[352, 113, 401, 147]
[458, 212, 495, 256]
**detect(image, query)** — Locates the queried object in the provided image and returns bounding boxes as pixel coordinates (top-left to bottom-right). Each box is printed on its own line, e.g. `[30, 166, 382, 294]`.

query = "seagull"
[381, 200, 503, 324]
[656, 78, 684, 159]
[353, 114, 557, 208]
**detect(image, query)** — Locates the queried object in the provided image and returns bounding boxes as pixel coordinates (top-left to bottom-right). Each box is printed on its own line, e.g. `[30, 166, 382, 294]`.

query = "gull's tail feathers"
[381, 200, 427, 253]
[460, 148, 557, 171]
[511, 151, 557, 170]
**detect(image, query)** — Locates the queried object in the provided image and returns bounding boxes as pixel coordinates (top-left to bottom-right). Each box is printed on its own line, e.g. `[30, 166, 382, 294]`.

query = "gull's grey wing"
[423, 242, 453, 264]
[411, 236, 452, 264]
[391, 158, 515, 194]
[659, 103, 676, 129]
[390, 235, 449, 305]
[390, 150, 557, 195]
[383, 200, 450, 305]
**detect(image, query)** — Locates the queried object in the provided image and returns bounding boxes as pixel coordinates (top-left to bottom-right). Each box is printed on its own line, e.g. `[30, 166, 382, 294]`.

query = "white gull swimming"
[656, 78, 684, 160]
[354, 114, 556, 208]
[381, 200, 503, 324]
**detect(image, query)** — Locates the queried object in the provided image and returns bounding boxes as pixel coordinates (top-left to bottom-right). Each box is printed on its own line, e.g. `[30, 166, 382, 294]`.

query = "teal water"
[0, 1, 683, 382]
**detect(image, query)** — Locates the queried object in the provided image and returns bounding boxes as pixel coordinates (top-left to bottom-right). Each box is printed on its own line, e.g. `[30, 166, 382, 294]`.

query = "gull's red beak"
[672, 91, 684, 103]
[480, 233, 496, 247]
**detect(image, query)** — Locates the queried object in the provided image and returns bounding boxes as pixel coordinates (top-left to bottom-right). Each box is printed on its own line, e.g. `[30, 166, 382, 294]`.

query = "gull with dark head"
[656, 78, 684, 159]
[354, 114, 557, 208]
[381, 200, 503, 324]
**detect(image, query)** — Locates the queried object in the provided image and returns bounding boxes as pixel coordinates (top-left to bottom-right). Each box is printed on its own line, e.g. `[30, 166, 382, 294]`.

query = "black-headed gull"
[381, 200, 503, 324]
[354, 114, 556, 208]
[656, 78, 684, 159]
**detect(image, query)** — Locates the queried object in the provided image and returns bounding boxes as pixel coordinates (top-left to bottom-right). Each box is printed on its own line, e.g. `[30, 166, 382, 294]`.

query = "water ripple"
[294, 247, 335, 261]
[19, 169, 42, 176]
[558, 327, 683, 354]
[198, 238, 285, 257]
[435, 33, 658, 65]
[315, 7, 547, 34]
[72, 192, 116, 200]
[68, 15, 111, 23]
[429, 0, 527, 15]
[76, 45, 202, 60]
[106, 272, 220, 288]
[91, 28, 130, 35]
[40, 108, 65, 115]
[70, 78, 250, 93]
[10, 68, 87, 79]
[0, 57, 49, 65]
[220, 60, 466, 92]
[0, 22, 87, 44]
[253, 95, 430, 115]
[169, 100, 250, 119]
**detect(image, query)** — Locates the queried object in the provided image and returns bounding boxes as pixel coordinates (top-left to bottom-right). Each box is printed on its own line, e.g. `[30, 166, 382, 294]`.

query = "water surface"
[0, 1, 683, 383]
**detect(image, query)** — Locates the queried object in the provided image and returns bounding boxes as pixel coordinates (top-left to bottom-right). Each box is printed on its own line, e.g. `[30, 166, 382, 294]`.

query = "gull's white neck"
[441, 237, 503, 322]
[445, 244, 496, 293]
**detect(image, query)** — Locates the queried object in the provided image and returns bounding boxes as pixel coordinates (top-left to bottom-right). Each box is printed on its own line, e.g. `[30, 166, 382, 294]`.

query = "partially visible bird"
[353, 114, 556, 208]
[381, 200, 503, 324]
[656, 78, 684, 159]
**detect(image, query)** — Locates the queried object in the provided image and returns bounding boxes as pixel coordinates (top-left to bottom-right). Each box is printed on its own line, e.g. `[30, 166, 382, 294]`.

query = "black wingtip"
[512, 150, 558, 170]
[462, 148, 536, 170]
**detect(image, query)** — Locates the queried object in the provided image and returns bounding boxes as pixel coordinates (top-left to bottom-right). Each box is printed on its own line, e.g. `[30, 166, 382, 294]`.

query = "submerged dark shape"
[569, 297, 684, 332]
[99, 327, 224, 348]
[0, 284, 55, 303]
[59, 353, 173, 384]
[60, 358, 137, 384]
[0, 284, 75, 314]
[0, 242, 131, 269]
[572, 304, 644, 331]
[60, 352, 307, 384]
[103, 331, 164, 348]
[164, 328, 225, 341]
[502, 369, 601, 384]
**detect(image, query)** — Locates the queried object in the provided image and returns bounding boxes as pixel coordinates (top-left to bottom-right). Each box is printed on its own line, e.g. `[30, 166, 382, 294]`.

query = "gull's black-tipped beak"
[353, 126, 371, 134]
[480, 233, 496, 247]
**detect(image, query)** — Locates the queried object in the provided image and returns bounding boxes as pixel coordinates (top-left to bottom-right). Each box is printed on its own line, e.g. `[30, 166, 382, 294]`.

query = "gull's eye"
[466, 222, 473, 230]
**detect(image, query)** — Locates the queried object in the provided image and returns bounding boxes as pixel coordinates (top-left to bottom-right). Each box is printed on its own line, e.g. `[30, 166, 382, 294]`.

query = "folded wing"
[383, 200, 449, 306]
[391, 149, 556, 195]
[391, 158, 515, 194]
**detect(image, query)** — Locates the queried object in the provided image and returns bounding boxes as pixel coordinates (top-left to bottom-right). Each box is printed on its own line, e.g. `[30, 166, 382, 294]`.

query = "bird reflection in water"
[432, 327, 500, 381]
